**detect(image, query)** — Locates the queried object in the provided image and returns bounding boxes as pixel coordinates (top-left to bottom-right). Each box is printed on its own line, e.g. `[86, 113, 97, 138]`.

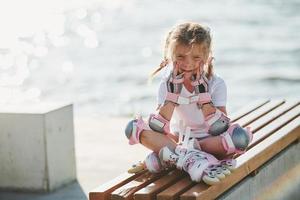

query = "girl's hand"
[166, 62, 184, 94]
[191, 60, 208, 94]
[193, 59, 205, 80]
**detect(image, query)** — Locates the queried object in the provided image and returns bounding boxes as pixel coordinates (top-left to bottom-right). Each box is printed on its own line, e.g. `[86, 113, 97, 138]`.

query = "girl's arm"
[157, 102, 176, 121]
[157, 102, 179, 142]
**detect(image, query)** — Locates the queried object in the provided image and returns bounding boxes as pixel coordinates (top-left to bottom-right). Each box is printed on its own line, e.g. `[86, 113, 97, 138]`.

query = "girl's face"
[173, 43, 208, 79]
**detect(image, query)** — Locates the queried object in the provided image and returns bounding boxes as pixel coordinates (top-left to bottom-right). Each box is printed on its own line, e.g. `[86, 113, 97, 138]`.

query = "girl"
[125, 22, 252, 185]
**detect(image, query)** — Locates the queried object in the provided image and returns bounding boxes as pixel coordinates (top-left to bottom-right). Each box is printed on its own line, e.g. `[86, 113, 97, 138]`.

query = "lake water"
[0, 0, 299, 118]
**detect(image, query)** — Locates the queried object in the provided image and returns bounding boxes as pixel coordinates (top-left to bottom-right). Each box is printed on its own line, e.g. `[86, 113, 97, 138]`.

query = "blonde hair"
[151, 22, 214, 79]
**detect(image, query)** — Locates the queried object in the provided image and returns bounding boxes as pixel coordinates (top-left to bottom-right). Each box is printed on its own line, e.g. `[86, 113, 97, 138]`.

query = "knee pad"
[125, 119, 135, 139]
[221, 124, 253, 155]
[148, 113, 170, 134]
[207, 110, 230, 136]
[125, 116, 150, 145]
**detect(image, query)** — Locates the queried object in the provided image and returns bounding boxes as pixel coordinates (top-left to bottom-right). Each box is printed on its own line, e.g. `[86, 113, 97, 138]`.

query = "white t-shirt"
[157, 71, 227, 135]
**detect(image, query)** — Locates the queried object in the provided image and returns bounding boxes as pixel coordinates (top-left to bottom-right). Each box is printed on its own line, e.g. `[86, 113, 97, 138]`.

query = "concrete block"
[0, 103, 76, 192]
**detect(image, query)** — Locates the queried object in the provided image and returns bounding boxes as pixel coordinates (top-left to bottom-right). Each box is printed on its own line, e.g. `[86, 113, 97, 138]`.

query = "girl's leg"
[198, 123, 253, 160]
[198, 136, 229, 160]
[140, 101, 178, 153]
[140, 129, 177, 153]
[201, 104, 218, 118]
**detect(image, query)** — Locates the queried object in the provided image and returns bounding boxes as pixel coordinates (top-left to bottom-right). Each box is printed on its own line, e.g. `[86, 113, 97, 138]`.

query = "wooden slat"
[230, 101, 298, 161]
[240, 105, 300, 160]
[111, 169, 172, 200]
[230, 99, 270, 122]
[134, 170, 186, 200]
[229, 102, 300, 161]
[236, 100, 284, 127]
[89, 171, 147, 200]
[232, 102, 299, 160]
[157, 176, 197, 200]
[182, 122, 300, 200]
[247, 101, 299, 133]
[180, 109, 300, 200]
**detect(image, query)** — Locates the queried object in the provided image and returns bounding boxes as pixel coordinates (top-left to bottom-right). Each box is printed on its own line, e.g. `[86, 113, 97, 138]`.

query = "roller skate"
[159, 145, 225, 185]
[128, 151, 170, 174]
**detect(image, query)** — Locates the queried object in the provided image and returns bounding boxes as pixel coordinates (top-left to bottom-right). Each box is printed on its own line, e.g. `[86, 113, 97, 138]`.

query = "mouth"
[180, 69, 194, 73]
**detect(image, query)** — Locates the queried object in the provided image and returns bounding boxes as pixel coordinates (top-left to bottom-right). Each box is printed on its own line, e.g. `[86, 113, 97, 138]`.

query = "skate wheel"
[208, 165, 225, 179]
[220, 159, 236, 172]
[220, 165, 231, 175]
[128, 161, 145, 174]
[202, 173, 220, 185]
[215, 165, 226, 179]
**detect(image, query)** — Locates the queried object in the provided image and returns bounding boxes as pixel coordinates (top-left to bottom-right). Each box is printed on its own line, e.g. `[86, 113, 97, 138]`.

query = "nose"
[181, 57, 194, 70]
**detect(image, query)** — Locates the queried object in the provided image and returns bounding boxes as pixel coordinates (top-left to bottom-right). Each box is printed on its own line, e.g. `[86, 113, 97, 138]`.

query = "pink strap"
[129, 117, 150, 145]
[221, 133, 236, 154]
[169, 76, 184, 84]
[191, 78, 205, 87]
[191, 76, 208, 91]
[246, 127, 253, 143]
[166, 92, 190, 105]
[221, 124, 239, 154]
[189, 93, 211, 104]
[205, 109, 223, 126]
[221, 124, 252, 155]
[166, 93, 178, 103]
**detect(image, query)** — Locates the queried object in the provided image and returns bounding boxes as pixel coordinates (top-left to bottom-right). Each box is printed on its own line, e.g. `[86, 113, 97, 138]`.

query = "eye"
[176, 55, 184, 60]
[193, 56, 201, 60]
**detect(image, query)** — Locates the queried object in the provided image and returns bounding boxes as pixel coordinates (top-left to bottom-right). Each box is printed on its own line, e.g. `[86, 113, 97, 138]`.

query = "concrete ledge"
[0, 103, 76, 192]
[218, 140, 300, 200]
[257, 162, 300, 200]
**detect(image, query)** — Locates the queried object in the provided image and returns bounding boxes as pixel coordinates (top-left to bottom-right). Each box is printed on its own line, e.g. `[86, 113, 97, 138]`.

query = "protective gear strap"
[166, 93, 211, 105]
[221, 124, 239, 154]
[128, 116, 150, 145]
[191, 76, 207, 87]
[206, 109, 224, 126]
[165, 92, 190, 105]
[190, 93, 212, 105]
[168, 75, 184, 84]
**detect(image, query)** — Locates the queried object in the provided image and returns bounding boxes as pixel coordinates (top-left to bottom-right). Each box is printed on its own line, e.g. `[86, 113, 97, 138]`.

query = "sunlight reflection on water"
[0, 0, 299, 117]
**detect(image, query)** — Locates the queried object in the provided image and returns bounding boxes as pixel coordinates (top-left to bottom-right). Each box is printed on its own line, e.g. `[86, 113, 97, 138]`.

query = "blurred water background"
[1, 0, 300, 118]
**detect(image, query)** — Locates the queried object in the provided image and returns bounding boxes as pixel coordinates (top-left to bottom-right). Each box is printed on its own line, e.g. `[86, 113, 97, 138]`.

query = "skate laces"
[178, 120, 193, 148]
[177, 148, 208, 171]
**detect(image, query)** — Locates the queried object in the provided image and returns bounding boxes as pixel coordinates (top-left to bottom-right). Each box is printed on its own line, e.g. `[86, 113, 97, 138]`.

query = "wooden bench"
[89, 99, 300, 200]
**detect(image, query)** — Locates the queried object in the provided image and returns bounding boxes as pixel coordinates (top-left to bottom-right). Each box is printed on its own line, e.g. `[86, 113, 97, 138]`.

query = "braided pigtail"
[150, 30, 173, 79]
[205, 55, 214, 80]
